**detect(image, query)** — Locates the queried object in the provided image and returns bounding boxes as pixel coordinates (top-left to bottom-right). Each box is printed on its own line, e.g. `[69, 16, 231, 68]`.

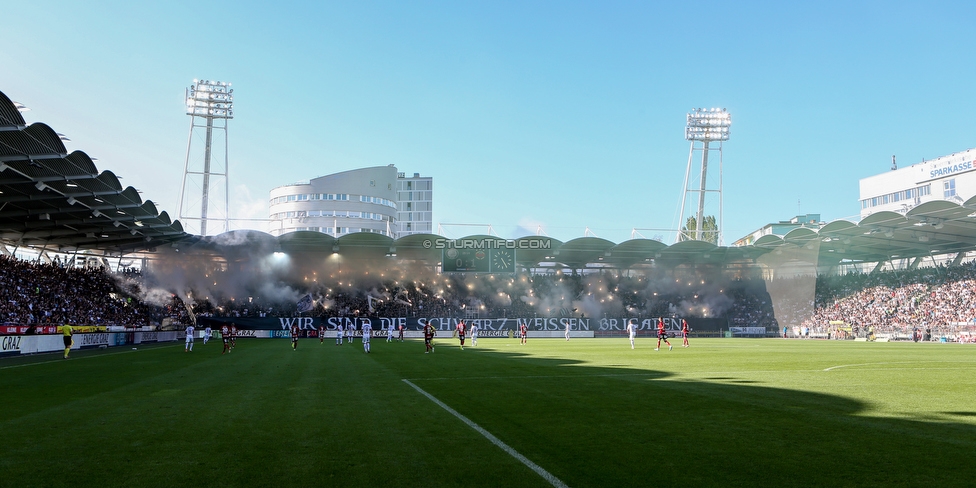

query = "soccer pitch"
[4, 337, 976, 487]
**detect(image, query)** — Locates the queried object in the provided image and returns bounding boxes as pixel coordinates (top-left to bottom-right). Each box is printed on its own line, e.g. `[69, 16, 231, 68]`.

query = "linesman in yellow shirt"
[62, 324, 73, 359]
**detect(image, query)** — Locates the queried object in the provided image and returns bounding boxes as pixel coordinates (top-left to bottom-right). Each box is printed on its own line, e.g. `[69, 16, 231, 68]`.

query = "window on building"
[944, 179, 956, 198]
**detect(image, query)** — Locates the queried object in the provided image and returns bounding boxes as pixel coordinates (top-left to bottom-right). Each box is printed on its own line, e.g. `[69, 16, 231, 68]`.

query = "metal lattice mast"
[677, 108, 730, 244]
[178, 79, 233, 236]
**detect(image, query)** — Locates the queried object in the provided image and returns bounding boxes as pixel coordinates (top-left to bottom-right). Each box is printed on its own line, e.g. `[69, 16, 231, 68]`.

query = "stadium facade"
[269, 166, 432, 238]
[395, 171, 432, 236]
[859, 147, 976, 218]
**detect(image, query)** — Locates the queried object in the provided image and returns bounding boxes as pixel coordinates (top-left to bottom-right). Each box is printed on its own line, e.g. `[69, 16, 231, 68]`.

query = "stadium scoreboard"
[442, 247, 515, 273]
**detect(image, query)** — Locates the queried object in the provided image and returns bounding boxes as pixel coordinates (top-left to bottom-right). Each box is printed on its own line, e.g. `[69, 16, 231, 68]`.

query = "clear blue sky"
[2, 0, 974, 244]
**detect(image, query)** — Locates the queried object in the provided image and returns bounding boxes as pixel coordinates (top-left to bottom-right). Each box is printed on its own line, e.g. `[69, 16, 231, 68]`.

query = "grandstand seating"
[3, 253, 976, 341]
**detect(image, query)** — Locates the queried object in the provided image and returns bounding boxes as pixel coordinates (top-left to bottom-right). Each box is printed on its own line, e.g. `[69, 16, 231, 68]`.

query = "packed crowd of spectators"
[800, 261, 976, 340]
[160, 265, 778, 326]
[7, 249, 976, 340]
[0, 255, 177, 327]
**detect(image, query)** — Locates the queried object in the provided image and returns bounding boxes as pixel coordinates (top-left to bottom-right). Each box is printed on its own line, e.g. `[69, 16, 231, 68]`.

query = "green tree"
[680, 215, 718, 245]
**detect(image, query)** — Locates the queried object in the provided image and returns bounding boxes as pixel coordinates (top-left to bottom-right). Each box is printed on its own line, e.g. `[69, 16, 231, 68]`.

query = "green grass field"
[4, 336, 976, 487]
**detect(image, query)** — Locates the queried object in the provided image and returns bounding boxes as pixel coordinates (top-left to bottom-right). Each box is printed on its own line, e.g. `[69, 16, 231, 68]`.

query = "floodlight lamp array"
[685, 108, 731, 141]
[186, 80, 234, 118]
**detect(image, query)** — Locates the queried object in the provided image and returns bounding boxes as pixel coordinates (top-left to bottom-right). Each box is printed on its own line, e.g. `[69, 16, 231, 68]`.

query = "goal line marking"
[402, 379, 569, 488]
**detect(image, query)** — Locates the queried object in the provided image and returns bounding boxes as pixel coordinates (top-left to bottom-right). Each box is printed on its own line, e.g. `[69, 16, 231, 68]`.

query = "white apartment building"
[395, 172, 432, 236]
[269, 166, 432, 238]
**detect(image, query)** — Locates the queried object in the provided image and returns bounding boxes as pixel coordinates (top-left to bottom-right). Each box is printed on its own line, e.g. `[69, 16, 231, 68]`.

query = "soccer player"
[519, 323, 528, 345]
[230, 323, 238, 350]
[221, 324, 231, 354]
[291, 324, 300, 350]
[398, 324, 404, 342]
[656, 318, 673, 351]
[362, 321, 372, 353]
[319, 325, 327, 344]
[203, 326, 212, 345]
[62, 323, 73, 359]
[185, 324, 195, 352]
[346, 324, 354, 345]
[565, 321, 571, 341]
[424, 323, 435, 353]
[386, 324, 394, 342]
[336, 324, 344, 345]
[457, 320, 466, 350]
[626, 319, 637, 349]
[681, 318, 690, 347]
[470, 323, 479, 347]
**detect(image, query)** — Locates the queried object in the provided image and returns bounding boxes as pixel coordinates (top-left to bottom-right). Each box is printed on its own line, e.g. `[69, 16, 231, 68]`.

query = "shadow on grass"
[4, 339, 975, 487]
[410, 345, 976, 487]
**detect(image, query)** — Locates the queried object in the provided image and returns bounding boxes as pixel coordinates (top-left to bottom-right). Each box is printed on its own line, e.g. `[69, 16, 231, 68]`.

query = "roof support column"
[908, 257, 921, 269]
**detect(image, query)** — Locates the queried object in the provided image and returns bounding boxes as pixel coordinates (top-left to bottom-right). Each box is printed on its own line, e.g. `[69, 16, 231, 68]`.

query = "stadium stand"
[2, 86, 976, 343]
[0, 255, 180, 328]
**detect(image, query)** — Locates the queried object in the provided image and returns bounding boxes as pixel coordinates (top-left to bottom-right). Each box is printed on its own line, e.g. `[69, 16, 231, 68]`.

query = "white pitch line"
[0, 350, 134, 369]
[402, 379, 569, 488]
[823, 362, 886, 371]
[403, 373, 652, 381]
[822, 360, 976, 372]
[0, 345, 167, 370]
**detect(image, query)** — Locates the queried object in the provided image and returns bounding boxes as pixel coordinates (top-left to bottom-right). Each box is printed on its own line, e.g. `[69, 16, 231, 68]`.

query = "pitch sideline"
[402, 379, 569, 488]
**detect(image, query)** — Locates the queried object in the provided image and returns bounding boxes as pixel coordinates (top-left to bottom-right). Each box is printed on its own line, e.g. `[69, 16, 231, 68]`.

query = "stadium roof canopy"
[0, 90, 187, 254]
[6, 87, 976, 270]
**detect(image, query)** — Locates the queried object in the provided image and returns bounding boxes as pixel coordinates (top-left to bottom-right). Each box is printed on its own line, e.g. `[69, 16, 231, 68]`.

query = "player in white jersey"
[362, 322, 372, 353]
[185, 324, 195, 352]
[565, 321, 571, 341]
[336, 324, 344, 345]
[203, 326, 212, 345]
[626, 319, 637, 349]
[469, 323, 479, 346]
[386, 325, 394, 342]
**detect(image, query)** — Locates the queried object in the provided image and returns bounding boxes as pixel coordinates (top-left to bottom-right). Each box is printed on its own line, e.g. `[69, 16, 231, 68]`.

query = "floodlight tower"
[677, 108, 730, 244]
[178, 79, 233, 236]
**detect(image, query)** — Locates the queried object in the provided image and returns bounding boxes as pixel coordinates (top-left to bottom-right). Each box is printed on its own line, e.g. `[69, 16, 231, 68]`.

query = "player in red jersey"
[519, 323, 528, 345]
[656, 318, 672, 351]
[221, 324, 231, 354]
[456, 320, 466, 350]
[681, 318, 690, 347]
[424, 323, 435, 353]
[291, 324, 300, 350]
[398, 324, 404, 342]
[319, 325, 327, 344]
